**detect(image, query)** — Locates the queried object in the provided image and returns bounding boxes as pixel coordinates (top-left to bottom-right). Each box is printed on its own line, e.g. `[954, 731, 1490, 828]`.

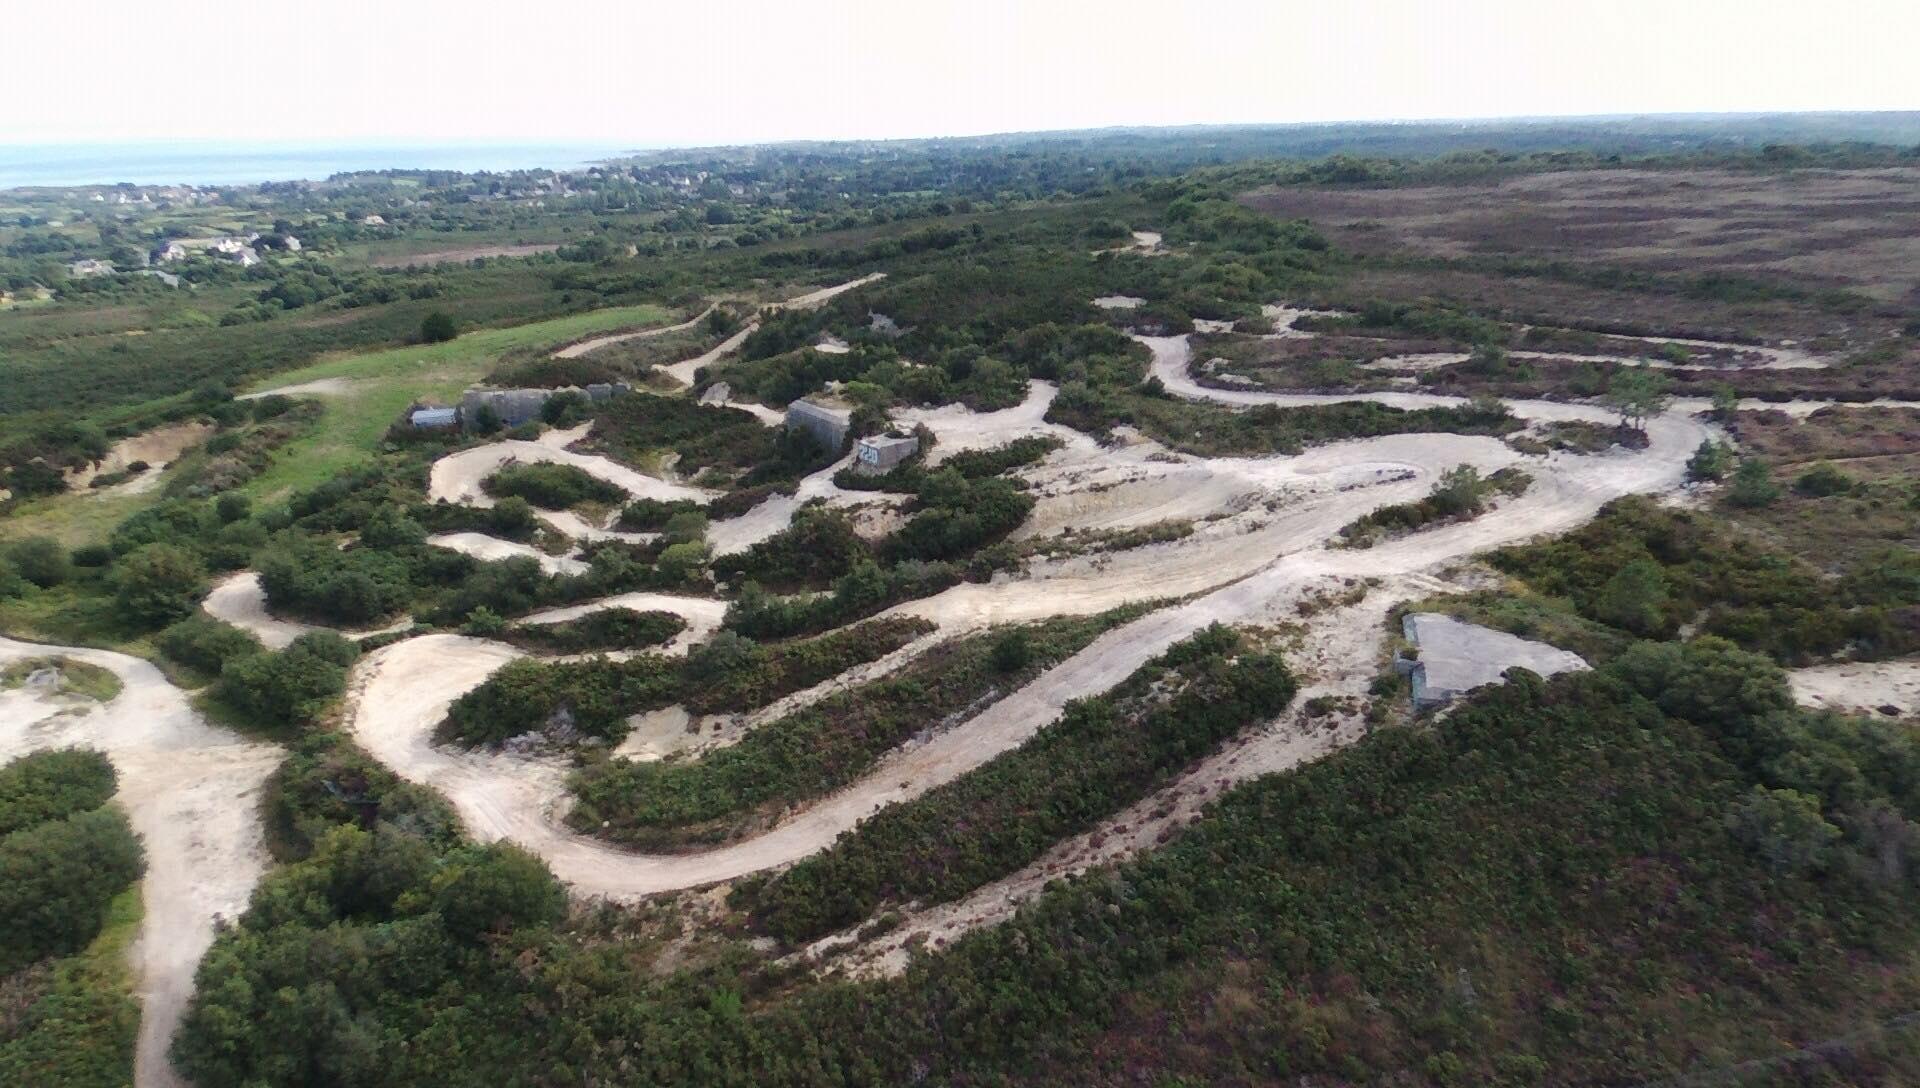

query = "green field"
[233, 301, 673, 498]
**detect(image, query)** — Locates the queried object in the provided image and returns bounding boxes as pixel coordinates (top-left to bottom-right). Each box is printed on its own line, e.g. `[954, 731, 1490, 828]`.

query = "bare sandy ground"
[1790, 659, 1920, 717]
[705, 451, 899, 556]
[427, 437, 716, 509]
[552, 305, 715, 359]
[656, 274, 886, 386]
[1092, 295, 1144, 310]
[66, 421, 214, 490]
[236, 376, 356, 400]
[367, 243, 559, 268]
[0, 637, 282, 1088]
[426, 532, 589, 576]
[200, 571, 410, 649]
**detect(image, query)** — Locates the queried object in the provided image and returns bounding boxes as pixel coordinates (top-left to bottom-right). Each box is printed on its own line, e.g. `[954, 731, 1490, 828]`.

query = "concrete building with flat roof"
[853, 432, 919, 474]
[786, 398, 852, 452]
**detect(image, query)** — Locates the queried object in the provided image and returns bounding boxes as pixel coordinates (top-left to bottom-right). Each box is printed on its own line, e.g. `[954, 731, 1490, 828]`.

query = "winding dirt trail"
[335, 331, 1711, 900]
[552, 305, 715, 359]
[0, 638, 282, 1088]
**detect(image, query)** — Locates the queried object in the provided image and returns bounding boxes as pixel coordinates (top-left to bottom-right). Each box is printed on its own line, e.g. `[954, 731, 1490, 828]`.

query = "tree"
[1594, 557, 1669, 635]
[112, 543, 207, 625]
[6, 536, 70, 588]
[420, 311, 458, 343]
[214, 492, 252, 523]
[1727, 457, 1781, 508]
[1428, 464, 1488, 517]
[1602, 368, 1671, 431]
[1710, 383, 1741, 421]
[1686, 439, 1734, 482]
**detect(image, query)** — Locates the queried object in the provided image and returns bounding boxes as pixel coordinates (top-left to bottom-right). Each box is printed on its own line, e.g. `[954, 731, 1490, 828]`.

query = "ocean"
[0, 143, 641, 190]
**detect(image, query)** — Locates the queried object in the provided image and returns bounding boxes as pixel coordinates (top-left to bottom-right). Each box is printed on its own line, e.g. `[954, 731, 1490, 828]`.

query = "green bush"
[264, 733, 461, 861]
[111, 543, 208, 626]
[5, 536, 70, 588]
[0, 807, 144, 972]
[156, 616, 264, 677]
[0, 749, 117, 838]
[481, 462, 627, 510]
[498, 608, 686, 654]
[214, 634, 357, 731]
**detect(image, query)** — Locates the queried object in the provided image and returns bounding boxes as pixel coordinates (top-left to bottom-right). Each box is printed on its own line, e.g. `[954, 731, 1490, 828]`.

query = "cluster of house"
[784, 397, 920, 474]
[152, 232, 299, 268]
[406, 382, 634, 432]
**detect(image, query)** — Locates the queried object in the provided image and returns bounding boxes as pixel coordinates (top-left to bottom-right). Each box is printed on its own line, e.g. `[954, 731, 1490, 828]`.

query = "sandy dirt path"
[200, 571, 410, 649]
[656, 274, 886, 386]
[552, 305, 715, 359]
[236, 376, 356, 401]
[426, 532, 589, 576]
[1790, 658, 1920, 718]
[337, 351, 1708, 900]
[0, 638, 282, 1088]
[427, 437, 717, 509]
[66, 422, 214, 491]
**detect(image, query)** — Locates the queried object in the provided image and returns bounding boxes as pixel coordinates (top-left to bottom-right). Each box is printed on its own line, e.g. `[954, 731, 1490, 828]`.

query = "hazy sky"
[6, 0, 1916, 147]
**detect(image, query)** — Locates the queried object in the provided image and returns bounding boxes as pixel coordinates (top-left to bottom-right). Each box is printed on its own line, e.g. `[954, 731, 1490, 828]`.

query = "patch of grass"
[0, 656, 123, 702]
[235, 303, 670, 500]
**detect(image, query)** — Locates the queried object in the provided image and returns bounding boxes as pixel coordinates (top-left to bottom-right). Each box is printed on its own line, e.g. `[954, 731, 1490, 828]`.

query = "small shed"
[853, 432, 919, 474]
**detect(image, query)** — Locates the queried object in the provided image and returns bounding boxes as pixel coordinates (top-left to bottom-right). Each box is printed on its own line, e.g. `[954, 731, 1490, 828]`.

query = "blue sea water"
[0, 142, 641, 190]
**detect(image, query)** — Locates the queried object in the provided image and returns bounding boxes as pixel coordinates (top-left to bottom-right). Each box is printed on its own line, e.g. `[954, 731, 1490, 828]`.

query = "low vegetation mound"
[481, 462, 628, 510]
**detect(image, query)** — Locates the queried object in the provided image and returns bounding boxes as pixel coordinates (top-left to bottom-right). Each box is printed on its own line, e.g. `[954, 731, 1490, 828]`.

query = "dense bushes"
[710, 506, 868, 590]
[882, 472, 1035, 563]
[213, 632, 358, 732]
[0, 751, 143, 975]
[723, 558, 960, 639]
[681, 616, 935, 714]
[110, 542, 208, 626]
[257, 536, 420, 626]
[567, 608, 1147, 848]
[481, 462, 627, 510]
[156, 616, 264, 678]
[439, 655, 680, 746]
[0, 749, 118, 839]
[173, 829, 567, 1087]
[264, 732, 462, 862]
[497, 608, 687, 654]
[1491, 496, 1920, 663]
[440, 616, 932, 747]
[741, 625, 1297, 942]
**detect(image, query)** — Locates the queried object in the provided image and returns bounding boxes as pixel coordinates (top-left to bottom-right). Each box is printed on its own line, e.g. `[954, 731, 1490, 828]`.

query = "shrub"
[215, 635, 355, 731]
[1794, 462, 1854, 497]
[481, 462, 626, 510]
[0, 806, 144, 972]
[112, 543, 207, 626]
[1727, 457, 1781, 508]
[156, 616, 264, 677]
[6, 536, 70, 588]
[420, 311, 458, 343]
[0, 749, 117, 838]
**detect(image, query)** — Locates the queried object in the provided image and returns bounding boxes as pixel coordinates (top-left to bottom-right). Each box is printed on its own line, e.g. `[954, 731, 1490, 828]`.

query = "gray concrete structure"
[458, 383, 629, 431]
[853, 432, 919, 474]
[1396, 612, 1589, 711]
[786, 398, 852, 451]
[409, 407, 458, 429]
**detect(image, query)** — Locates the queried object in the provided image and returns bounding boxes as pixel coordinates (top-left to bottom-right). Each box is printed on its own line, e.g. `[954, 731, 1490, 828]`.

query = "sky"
[4, 0, 1916, 148]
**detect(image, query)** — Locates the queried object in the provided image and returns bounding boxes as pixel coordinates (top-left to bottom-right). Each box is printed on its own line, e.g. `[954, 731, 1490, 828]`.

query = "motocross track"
[332, 327, 1714, 901]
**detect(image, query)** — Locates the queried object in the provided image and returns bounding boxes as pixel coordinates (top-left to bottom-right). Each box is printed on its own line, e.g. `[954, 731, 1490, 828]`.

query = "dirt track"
[552, 305, 715, 359]
[0, 638, 281, 1088]
[334, 330, 1710, 900]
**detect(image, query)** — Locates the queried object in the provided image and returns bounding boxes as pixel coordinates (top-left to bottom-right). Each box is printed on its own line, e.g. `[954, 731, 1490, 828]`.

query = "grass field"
[236, 302, 672, 498]
[0, 302, 677, 545]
